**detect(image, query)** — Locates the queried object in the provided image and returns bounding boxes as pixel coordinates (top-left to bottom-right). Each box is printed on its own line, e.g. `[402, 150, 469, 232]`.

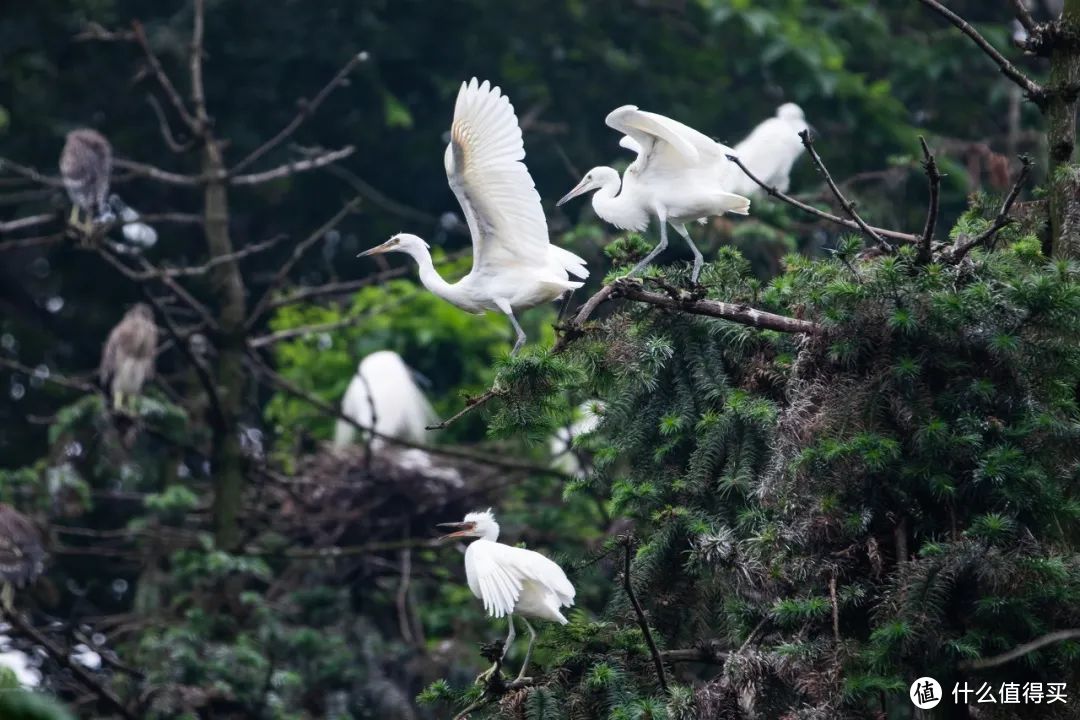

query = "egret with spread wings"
[358, 78, 589, 355]
[438, 509, 575, 683]
[557, 106, 751, 283]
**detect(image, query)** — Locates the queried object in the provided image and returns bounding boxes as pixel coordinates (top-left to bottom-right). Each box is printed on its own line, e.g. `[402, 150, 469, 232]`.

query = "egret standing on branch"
[438, 509, 575, 682]
[358, 78, 589, 355]
[724, 103, 810, 197]
[557, 106, 751, 283]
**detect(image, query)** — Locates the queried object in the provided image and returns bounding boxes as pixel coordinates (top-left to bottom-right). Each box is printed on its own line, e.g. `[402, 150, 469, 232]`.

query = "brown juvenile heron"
[100, 303, 158, 413]
[0, 504, 45, 612]
[59, 128, 114, 236]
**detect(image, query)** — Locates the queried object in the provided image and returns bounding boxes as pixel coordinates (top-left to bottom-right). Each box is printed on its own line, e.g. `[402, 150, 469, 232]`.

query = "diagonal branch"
[245, 196, 363, 328]
[230, 52, 369, 176]
[917, 0, 1044, 99]
[131, 20, 198, 133]
[0, 213, 59, 235]
[127, 234, 286, 279]
[230, 146, 355, 186]
[799, 130, 892, 250]
[918, 136, 942, 263]
[1009, 0, 1038, 33]
[145, 93, 193, 153]
[0, 158, 65, 188]
[960, 629, 1080, 670]
[0, 357, 96, 394]
[623, 537, 669, 693]
[724, 154, 919, 244]
[945, 155, 1032, 263]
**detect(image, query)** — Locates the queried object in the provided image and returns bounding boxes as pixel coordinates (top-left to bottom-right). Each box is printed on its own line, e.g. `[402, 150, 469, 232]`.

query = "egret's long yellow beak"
[436, 521, 474, 540]
[357, 244, 391, 258]
[556, 178, 592, 207]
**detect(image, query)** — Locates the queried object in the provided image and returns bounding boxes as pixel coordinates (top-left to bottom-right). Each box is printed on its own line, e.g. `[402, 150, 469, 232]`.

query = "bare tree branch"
[918, 136, 942, 263]
[800, 130, 891, 250]
[0, 233, 66, 252]
[724, 154, 919, 244]
[946, 155, 1032, 263]
[0, 213, 58, 234]
[189, 0, 209, 133]
[246, 196, 363, 328]
[145, 93, 193, 153]
[1010, 0, 1038, 32]
[113, 158, 200, 186]
[230, 52, 369, 176]
[324, 163, 458, 230]
[0, 357, 96, 394]
[623, 537, 669, 693]
[230, 146, 355, 186]
[960, 629, 1080, 670]
[0, 158, 64, 187]
[917, 0, 1044, 99]
[425, 388, 503, 431]
[129, 234, 285, 279]
[131, 20, 198, 132]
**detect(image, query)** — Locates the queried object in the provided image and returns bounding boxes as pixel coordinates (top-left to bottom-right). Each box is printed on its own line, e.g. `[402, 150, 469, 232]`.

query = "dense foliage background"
[1, 1, 1077, 718]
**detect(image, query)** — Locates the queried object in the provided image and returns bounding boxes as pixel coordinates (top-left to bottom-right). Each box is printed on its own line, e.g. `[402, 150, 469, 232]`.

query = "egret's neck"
[592, 173, 647, 230]
[401, 245, 458, 304]
[478, 522, 499, 542]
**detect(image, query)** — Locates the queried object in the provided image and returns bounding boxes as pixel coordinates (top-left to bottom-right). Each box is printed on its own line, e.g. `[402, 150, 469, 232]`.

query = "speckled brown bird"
[59, 128, 114, 235]
[0, 504, 45, 610]
[100, 303, 158, 413]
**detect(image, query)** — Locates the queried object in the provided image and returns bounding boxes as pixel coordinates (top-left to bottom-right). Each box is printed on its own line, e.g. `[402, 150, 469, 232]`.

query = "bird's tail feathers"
[719, 192, 751, 216]
[550, 244, 589, 279]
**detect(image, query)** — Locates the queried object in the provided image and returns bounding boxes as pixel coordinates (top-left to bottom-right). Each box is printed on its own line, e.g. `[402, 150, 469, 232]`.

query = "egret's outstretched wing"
[444, 78, 549, 274]
[466, 542, 575, 618]
[618, 135, 643, 155]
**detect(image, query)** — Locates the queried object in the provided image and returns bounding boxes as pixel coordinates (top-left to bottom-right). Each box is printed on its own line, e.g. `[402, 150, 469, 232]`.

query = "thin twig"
[130, 234, 285, 279]
[0, 357, 96, 393]
[0, 233, 66, 253]
[725, 154, 919, 244]
[263, 266, 413, 311]
[245, 196, 362, 328]
[0, 213, 59, 234]
[145, 94, 192, 153]
[918, 136, 942, 263]
[112, 158, 200, 186]
[623, 537, 668, 693]
[0, 158, 64, 187]
[960, 629, 1080, 670]
[946, 155, 1032, 263]
[799, 130, 891, 250]
[1009, 0, 1038, 32]
[230, 146, 355, 186]
[324, 163, 457, 231]
[131, 20, 198, 133]
[249, 312, 380, 348]
[230, 52, 369, 176]
[425, 389, 503, 431]
[4, 610, 136, 719]
[917, 0, 1044, 99]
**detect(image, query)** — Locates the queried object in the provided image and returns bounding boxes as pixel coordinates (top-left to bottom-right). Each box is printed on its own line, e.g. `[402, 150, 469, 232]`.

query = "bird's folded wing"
[445, 78, 549, 274]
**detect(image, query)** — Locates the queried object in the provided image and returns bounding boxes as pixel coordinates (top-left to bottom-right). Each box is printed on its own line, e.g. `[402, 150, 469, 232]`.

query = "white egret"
[359, 78, 589, 355]
[333, 350, 437, 450]
[724, 103, 810, 196]
[550, 401, 603, 477]
[557, 105, 751, 283]
[437, 509, 575, 682]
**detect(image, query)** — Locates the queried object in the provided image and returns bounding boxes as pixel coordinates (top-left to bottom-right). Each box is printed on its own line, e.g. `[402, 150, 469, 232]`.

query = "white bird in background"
[724, 103, 810, 197]
[109, 194, 158, 249]
[333, 350, 437, 450]
[359, 78, 589, 355]
[549, 401, 603, 477]
[437, 509, 575, 682]
[558, 105, 751, 284]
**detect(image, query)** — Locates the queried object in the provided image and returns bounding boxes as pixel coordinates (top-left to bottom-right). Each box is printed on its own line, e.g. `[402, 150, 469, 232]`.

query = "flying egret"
[438, 509, 575, 682]
[724, 103, 810, 197]
[99, 303, 158, 412]
[557, 105, 751, 283]
[59, 129, 115, 236]
[359, 78, 589, 355]
[333, 350, 437, 450]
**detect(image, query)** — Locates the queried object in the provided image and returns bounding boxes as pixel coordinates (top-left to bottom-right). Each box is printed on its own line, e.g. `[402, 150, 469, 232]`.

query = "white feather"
[333, 351, 437, 449]
[725, 103, 809, 196]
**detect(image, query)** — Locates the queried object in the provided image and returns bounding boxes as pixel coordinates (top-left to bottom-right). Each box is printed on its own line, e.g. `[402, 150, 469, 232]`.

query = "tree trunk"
[1048, 0, 1080, 258]
[202, 139, 248, 550]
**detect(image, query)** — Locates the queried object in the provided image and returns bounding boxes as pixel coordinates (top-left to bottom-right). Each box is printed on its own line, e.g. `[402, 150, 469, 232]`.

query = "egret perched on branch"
[557, 106, 750, 283]
[724, 103, 810, 197]
[333, 350, 437, 450]
[358, 78, 589, 355]
[438, 509, 575, 682]
[99, 303, 158, 413]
